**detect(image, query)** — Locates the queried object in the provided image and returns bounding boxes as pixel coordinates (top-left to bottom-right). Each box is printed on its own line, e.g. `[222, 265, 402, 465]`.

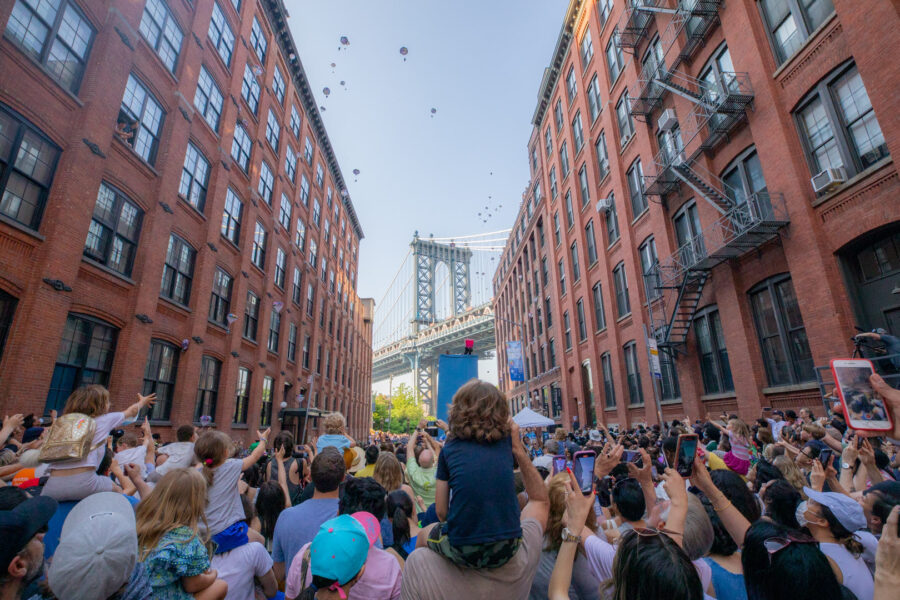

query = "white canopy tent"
[512, 407, 555, 428]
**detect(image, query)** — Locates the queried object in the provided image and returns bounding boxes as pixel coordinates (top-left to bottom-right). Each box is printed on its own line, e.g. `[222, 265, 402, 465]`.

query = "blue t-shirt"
[436, 435, 522, 546]
[316, 434, 353, 454]
[271, 498, 339, 568]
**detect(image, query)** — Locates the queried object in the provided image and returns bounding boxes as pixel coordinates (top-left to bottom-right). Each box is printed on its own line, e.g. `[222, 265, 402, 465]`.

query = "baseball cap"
[350, 511, 380, 547]
[803, 487, 867, 533]
[48, 492, 137, 600]
[772, 410, 785, 417]
[310, 514, 369, 592]
[0, 495, 57, 568]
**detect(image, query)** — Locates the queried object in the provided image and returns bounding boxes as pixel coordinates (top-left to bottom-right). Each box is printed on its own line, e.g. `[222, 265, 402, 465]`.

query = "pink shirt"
[727, 431, 751, 461]
[285, 542, 402, 600]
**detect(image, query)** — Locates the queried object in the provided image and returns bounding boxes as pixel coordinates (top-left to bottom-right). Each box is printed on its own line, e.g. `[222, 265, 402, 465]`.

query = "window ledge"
[810, 157, 894, 208]
[177, 197, 207, 223]
[159, 296, 192, 314]
[627, 404, 646, 409]
[207, 320, 228, 333]
[616, 312, 633, 324]
[771, 12, 839, 80]
[701, 392, 737, 402]
[631, 207, 650, 226]
[193, 421, 218, 428]
[619, 135, 635, 154]
[762, 382, 820, 395]
[607, 238, 621, 252]
[241, 336, 258, 346]
[148, 420, 172, 427]
[80, 257, 136, 288]
[219, 235, 241, 255]
[660, 398, 683, 406]
[231, 423, 249, 430]
[0, 213, 45, 243]
[0, 38, 85, 110]
[111, 137, 159, 179]
[136, 37, 179, 87]
[604, 407, 617, 412]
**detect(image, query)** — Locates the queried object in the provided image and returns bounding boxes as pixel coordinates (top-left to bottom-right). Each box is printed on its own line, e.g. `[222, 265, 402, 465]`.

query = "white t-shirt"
[205, 458, 246, 535]
[114, 446, 148, 478]
[149, 441, 195, 481]
[210, 541, 272, 600]
[819, 542, 874, 600]
[49, 412, 124, 471]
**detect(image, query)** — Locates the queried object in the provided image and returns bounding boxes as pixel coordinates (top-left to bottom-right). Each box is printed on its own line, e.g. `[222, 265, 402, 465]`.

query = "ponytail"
[842, 534, 864, 557]
[392, 506, 411, 547]
[194, 431, 231, 486]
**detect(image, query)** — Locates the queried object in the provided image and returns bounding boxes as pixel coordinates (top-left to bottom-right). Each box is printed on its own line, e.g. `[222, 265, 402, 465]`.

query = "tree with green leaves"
[372, 383, 426, 434]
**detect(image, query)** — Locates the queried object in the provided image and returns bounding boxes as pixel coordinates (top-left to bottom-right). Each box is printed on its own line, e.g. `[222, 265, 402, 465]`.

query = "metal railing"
[656, 192, 789, 285]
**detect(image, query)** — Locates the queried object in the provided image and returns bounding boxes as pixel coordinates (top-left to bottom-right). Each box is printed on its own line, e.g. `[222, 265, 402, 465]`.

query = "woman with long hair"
[386, 489, 421, 559]
[372, 452, 415, 500]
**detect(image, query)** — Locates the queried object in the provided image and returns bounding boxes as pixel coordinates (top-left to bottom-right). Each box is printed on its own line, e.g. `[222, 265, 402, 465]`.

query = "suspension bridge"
[372, 231, 508, 415]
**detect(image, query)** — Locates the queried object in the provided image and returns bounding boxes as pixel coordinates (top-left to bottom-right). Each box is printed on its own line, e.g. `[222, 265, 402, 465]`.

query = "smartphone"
[425, 420, 439, 437]
[675, 433, 699, 478]
[622, 450, 643, 468]
[818, 448, 833, 469]
[830, 359, 893, 432]
[572, 450, 596, 495]
[551, 455, 567, 476]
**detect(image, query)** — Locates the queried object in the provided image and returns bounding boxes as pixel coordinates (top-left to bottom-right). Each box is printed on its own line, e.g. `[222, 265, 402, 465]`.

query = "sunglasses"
[632, 526, 682, 538]
[763, 534, 815, 564]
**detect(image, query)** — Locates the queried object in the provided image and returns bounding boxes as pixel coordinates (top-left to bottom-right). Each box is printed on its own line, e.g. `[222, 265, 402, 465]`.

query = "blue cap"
[803, 487, 867, 533]
[310, 515, 369, 587]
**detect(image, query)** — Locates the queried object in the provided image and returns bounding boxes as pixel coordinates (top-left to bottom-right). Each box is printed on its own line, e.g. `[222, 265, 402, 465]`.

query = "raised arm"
[122, 393, 156, 419]
[690, 455, 751, 547]
[273, 447, 292, 508]
[513, 421, 549, 529]
[548, 471, 595, 600]
[241, 428, 270, 471]
[627, 448, 657, 518]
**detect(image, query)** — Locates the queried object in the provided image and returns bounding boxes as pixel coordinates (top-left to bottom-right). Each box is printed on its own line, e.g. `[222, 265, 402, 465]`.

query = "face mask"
[795, 501, 809, 528]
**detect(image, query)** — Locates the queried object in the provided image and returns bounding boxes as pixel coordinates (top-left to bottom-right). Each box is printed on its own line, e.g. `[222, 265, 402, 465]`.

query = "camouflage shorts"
[426, 522, 521, 569]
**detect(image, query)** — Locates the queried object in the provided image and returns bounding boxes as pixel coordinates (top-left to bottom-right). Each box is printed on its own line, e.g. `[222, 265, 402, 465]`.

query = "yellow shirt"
[356, 463, 376, 478]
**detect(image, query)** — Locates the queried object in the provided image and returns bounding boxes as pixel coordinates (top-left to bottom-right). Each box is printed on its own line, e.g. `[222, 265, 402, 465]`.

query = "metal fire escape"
[614, 0, 790, 354]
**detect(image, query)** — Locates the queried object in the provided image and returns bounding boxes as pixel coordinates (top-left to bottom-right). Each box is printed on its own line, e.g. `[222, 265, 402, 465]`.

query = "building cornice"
[261, 0, 365, 241]
[531, 0, 584, 127]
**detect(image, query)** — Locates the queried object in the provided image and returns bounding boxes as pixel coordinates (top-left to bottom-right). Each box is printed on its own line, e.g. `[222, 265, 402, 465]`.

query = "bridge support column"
[417, 357, 436, 416]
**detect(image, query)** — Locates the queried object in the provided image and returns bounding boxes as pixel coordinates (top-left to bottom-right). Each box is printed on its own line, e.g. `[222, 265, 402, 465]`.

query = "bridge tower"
[408, 233, 473, 411]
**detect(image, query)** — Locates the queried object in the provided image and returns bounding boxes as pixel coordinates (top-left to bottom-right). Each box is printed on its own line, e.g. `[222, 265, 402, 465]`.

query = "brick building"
[0, 0, 374, 441]
[493, 0, 899, 429]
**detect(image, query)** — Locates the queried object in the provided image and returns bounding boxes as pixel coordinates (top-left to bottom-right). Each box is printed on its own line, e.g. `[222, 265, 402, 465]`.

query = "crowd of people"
[1, 376, 899, 600]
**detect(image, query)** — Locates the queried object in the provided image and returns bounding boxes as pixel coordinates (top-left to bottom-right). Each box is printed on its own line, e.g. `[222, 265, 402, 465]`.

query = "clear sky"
[284, 0, 570, 304]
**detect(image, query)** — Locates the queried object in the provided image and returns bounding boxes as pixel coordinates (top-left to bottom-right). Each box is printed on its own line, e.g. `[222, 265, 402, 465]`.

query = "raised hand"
[257, 427, 271, 443]
[137, 392, 156, 408]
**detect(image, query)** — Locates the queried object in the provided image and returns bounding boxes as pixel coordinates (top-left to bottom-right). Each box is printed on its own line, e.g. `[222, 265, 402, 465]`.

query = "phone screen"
[552, 455, 567, 476]
[834, 362, 891, 430]
[676, 435, 698, 477]
[622, 450, 643, 468]
[818, 448, 833, 469]
[572, 452, 596, 494]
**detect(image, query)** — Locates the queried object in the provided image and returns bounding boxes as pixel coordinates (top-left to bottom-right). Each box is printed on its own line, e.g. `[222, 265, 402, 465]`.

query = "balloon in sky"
[353, 168, 360, 175]
[273, 301, 284, 313]
[340, 80, 346, 86]
[399, 46, 408, 61]
[226, 313, 238, 325]
[323, 87, 331, 97]
[331, 62, 336, 67]
[340, 36, 349, 47]
[320, 105, 326, 111]
[430, 108, 437, 114]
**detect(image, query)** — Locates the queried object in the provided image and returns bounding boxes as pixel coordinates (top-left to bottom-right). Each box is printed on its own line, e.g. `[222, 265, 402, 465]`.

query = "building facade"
[494, 0, 899, 429]
[0, 0, 373, 441]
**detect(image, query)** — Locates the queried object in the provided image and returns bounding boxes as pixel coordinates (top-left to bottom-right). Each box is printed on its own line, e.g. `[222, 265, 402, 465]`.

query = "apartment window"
[295, 218, 307, 251]
[539, 344, 546, 372]
[587, 76, 602, 123]
[267, 309, 280, 353]
[548, 338, 557, 368]
[571, 113, 585, 154]
[208, 268, 232, 326]
[591, 282, 606, 331]
[304, 137, 313, 163]
[290, 105, 302, 137]
[659, 350, 681, 401]
[627, 158, 646, 217]
[553, 212, 561, 246]
[694, 306, 734, 394]
[560, 141, 570, 177]
[5, 0, 94, 93]
[284, 145, 297, 183]
[760, 0, 835, 64]
[274, 247, 286, 288]
[580, 29, 593, 65]
[0, 292, 16, 364]
[306, 283, 315, 317]
[250, 17, 267, 61]
[309, 239, 318, 268]
[549, 167, 558, 199]
[208, 3, 235, 65]
[570, 242, 581, 281]
[576, 298, 587, 341]
[590, 133, 608, 184]
[178, 143, 210, 212]
[291, 268, 303, 305]
[160, 235, 195, 305]
[119, 74, 165, 164]
[605, 193, 620, 244]
[83, 182, 142, 276]
[558, 258, 567, 295]
[563, 311, 572, 350]
[606, 31, 624, 81]
[302, 335, 311, 369]
[315, 344, 322, 373]
[601, 352, 615, 408]
[248, 222, 266, 270]
[749, 275, 814, 385]
[577, 164, 592, 208]
[313, 199, 321, 226]
[564, 191, 575, 228]
[45, 314, 117, 412]
[530, 147, 538, 173]
[287, 322, 297, 362]
[315, 164, 324, 187]
[278, 193, 292, 230]
[299, 174, 310, 206]
[673, 200, 704, 267]
[541, 256, 549, 286]
[545, 126, 553, 157]
[220, 188, 242, 245]
[256, 161, 274, 205]
[566, 65, 577, 103]
[796, 64, 888, 180]
[615, 91, 634, 144]
[721, 147, 767, 205]
[554, 98, 564, 133]
[638, 236, 660, 301]
[545, 297, 553, 328]
[265, 110, 280, 151]
[241, 63, 261, 113]
[613, 261, 630, 317]
[194, 356, 221, 422]
[244, 290, 259, 341]
[190, 68, 224, 132]
[142, 339, 179, 421]
[233, 367, 250, 424]
[272, 65, 285, 104]
[139, 0, 183, 73]
[624, 341, 644, 405]
[598, 0, 613, 25]
[230, 122, 251, 171]
[0, 106, 60, 230]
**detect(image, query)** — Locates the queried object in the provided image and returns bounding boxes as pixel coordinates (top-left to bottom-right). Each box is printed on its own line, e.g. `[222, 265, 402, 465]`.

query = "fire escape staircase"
[616, 0, 723, 58]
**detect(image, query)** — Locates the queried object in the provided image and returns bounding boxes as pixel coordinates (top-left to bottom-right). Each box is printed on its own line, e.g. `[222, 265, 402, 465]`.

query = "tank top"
[703, 556, 748, 600]
[268, 457, 302, 502]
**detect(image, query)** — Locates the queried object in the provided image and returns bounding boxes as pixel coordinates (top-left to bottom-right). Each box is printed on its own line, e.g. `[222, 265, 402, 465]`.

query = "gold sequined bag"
[38, 413, 99, 462]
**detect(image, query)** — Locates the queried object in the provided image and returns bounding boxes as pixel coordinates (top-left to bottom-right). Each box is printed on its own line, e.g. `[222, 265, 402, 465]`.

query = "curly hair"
[323, 412, 346, 434]
[448, 380, 510, 443]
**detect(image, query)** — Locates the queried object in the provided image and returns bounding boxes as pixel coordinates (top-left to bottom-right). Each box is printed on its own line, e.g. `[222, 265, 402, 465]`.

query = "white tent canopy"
[512, 407, 555, 428]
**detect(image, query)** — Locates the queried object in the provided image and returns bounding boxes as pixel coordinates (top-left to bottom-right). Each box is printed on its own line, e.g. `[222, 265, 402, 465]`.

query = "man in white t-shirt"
[211, 541, 277, 599]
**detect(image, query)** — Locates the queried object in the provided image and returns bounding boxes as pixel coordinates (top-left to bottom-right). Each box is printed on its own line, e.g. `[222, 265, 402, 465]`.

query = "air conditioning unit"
[810, 167, 847, 193]
[596, 197, 612, 212]
[657, 109, 678, 131]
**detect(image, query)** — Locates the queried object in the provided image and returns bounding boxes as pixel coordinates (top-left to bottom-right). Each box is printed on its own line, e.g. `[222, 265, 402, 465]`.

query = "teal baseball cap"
[310, 514, 370, 592]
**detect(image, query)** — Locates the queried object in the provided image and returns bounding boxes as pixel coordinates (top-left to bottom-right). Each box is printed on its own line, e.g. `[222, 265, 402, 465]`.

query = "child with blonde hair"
[137, 468, 228, 599]
[193, 427, 269, 554]
[41, 385, 155, 501]
[315, 411, 356, 454]
[709, 415, 753, 476]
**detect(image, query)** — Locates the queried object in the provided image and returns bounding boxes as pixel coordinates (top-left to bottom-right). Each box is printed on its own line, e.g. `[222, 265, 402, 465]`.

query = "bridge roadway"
[372, 303, 496, 411]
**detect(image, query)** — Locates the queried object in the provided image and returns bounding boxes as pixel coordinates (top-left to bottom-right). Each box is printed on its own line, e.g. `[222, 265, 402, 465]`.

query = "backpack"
[38, 413, 99, 463]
